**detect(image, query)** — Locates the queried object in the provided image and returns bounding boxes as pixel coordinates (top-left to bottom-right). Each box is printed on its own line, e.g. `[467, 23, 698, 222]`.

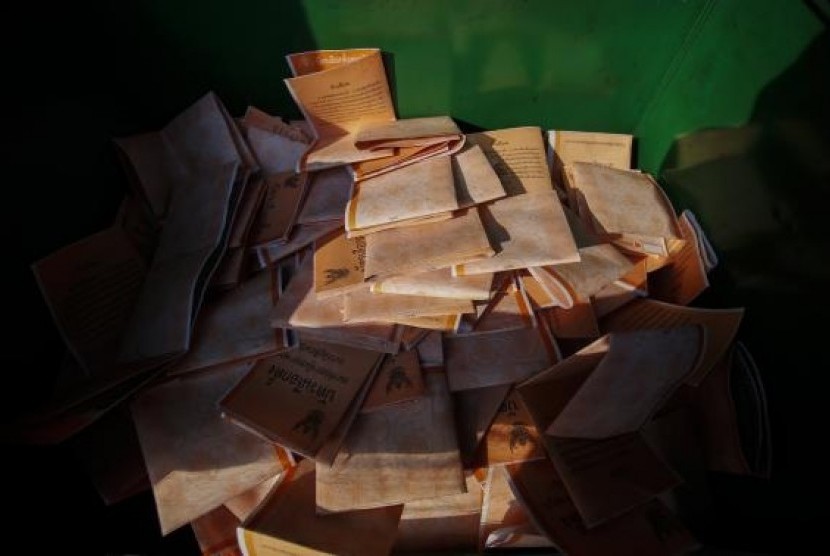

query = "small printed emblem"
[508, 421, 533, 453]
[292, 409, 324, 439]
[385, 365, 413, 394]
[324, 267, 350, 285]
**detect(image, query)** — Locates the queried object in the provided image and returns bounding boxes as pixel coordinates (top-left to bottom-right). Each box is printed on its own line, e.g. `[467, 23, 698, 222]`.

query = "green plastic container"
[7, 0, 826, 553]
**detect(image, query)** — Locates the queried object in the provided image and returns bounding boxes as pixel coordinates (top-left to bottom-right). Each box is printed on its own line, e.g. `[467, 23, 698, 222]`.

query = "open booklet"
[284, 49, 397, 171]
[517, 328, 704, 528]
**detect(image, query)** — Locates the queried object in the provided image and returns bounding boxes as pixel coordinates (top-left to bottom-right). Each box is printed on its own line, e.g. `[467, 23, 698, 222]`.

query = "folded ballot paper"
[31, 47, 760, 556]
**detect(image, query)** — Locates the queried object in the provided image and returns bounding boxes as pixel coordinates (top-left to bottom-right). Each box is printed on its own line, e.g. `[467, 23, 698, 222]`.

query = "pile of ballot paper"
[27, 49, 771, 555]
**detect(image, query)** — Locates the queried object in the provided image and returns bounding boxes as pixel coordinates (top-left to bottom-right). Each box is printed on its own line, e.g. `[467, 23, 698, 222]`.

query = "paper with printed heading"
[548, 130, 633, 199]
[284, 49, 396, 171]
[220, 341, 383, 459]
[466, 127, 556, 196]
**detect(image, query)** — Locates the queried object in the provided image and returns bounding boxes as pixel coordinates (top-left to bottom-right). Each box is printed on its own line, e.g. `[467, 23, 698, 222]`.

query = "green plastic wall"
[6, 0, 827, 553]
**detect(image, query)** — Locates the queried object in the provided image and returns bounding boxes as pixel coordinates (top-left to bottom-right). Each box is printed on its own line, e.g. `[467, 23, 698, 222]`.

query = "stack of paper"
[24, 47, 769, 555]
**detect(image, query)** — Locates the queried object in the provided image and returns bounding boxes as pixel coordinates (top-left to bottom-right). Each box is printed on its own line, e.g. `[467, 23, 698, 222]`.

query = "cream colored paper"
[356, 116, 461, 148]
[394, 474, 482, 553]
[224, 475, 282, 521]
[538, 243, 634, 300]
[297, 167, 352, 224]
[255, 220, 343, 268]
[131, 363, 286, 534]
[549, 327, 702, 439]
[115, 92, 249, 221]
[519, 270, 569, 309]
[601, 298, 744, 385]
[313, 229, 368, 300]
[648, 211, 710, 305]
[453, 384, 510, 465]
[249, 172, 308, 246]
[480, 465, 553, 550]
[32, 227, 146, 377]
[343, 288, 474, 322]
[569, 162, 680, 255]
[270, 255, 400, 353]
[239, 460, 403, 556]
[242, 106, 311, 145]
[445, 327, 552, 391]
[351, 142, 451, 181]
[190, 506, 241, 556]
[350, 116, 466, 181]
[220, 341, 383, 459]
[242, 112, 308, 174]
[517, 337, 683, 528]
[171, 269, 285, 375]
[390, 314, 463, 332]
[452, 144, 507, 207]
[505, 460, 697, 556]
[284, 49, 396, 171]
[346, 155, 459, 234]
[364, 209, 494, 279]
[316, 372, 465, 512]
[119, 162, 242, 366]
[466, 127, 555, 196]
[465, 278, 535, 334]
[416, 331, 444, 368]
[548, 130, 633, 193]
[361, 349, 426, 413]
[372, 268, 493, 300]
[481, 389, 546, 466]
[455, 192, 579, 275]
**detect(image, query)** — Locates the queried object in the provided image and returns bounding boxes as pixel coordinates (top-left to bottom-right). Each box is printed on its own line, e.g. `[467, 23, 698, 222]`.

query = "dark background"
[3, 1, 826, 553]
